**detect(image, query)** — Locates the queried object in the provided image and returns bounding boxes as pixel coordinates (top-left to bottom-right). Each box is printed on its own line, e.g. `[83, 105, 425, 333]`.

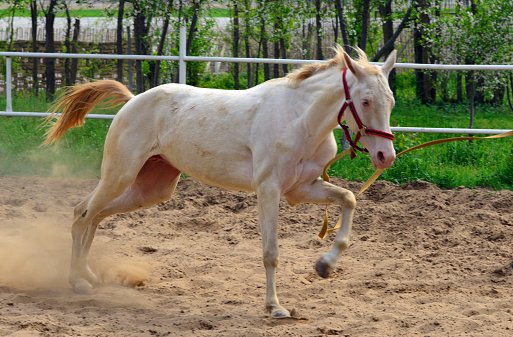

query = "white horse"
[44, 46, 396, 318]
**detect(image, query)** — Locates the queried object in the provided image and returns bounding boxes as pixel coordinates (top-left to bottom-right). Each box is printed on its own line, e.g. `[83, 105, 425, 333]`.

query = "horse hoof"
[73, 280, 94, 295]
[271, 308, 291, 319]
[315, 259, 332, 278]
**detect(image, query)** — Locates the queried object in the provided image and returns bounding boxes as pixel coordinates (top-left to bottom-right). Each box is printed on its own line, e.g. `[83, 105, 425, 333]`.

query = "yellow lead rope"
[319, 130, 513, 239]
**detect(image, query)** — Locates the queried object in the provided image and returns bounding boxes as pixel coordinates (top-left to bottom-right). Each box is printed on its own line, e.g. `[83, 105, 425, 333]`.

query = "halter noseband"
[337, 67, 395, 155]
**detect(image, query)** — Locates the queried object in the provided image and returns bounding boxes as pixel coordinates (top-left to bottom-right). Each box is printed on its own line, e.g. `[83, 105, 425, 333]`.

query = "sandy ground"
[0, 175, 513, 336]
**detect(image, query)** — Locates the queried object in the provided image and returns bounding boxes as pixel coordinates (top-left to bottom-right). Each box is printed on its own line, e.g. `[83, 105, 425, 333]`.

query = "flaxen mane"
[287, 45, 380, 85]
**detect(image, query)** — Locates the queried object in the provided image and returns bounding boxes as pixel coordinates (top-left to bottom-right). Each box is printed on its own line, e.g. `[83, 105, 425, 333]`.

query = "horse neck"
[299, 69, 346, 139]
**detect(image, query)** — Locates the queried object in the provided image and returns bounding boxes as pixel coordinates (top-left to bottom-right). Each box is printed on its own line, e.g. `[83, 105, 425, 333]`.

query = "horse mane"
[286, 45, 379, 85]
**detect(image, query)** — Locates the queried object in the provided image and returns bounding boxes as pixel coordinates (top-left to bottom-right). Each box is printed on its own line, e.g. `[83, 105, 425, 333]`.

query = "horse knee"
[263, 250, 279, 269]
[341, 190, 356, 209]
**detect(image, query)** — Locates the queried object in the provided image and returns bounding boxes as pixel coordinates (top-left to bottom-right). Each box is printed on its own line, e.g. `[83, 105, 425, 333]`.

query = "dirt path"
[1, 176, 512, 336]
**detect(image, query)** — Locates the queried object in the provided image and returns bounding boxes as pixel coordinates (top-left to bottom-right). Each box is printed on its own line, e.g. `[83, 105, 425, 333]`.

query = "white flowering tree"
[422, 0, 513, 105]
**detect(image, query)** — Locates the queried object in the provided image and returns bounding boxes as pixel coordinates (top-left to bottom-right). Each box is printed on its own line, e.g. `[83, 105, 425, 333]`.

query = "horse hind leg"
[70, 155, 181, 294]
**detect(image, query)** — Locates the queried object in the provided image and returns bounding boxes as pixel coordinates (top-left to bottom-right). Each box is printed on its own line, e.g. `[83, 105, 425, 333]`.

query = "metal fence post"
[6, 57, 12, 112]
[179, 26, 186, 84]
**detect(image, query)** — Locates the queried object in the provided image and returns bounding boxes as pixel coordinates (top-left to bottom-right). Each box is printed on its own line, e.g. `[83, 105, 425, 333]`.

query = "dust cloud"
[0, 220, 151, 290]
[0, 220, 70, 289]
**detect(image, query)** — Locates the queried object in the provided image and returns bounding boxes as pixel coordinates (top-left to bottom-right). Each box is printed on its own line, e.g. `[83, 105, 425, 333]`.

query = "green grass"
[1, 87, 513, 190]
[0, 91, 117, 179]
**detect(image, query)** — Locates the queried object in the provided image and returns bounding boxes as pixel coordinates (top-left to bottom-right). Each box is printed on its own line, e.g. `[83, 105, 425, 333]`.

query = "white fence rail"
[1, 27, 512, 135]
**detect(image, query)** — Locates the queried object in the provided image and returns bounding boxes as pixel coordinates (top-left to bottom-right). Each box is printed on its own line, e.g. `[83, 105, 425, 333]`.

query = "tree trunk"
[7, 5, 16, 51]
[70, 19, 80, 85]
[280, 38, 288, 74]
[359, 0, 370, 51]
[244, 0, 253, 88]
[261, 24, 270, 81]
[45, 0, 58, 101]
[152, 17, 170, 88]
[373, 7, 412, 62]
[414, 0, 434, 104]
[413, 27, 425, 102]
[116, 0, 125, 83]
[30, 0, 38, 96]
[64, 5, 72, 86]
[315, 0, 323, 60]
[378, 1, 395, 92]
[133, 7, 145, 94]
[457, 73, 463, 102]
[233, 3, 240, 89]
[273, 40, 280, 78]
[271, 14, 280, 78]
[334, 0, 351, 55]
[186, 4, 200, 55]
[333, 9, 338, 43]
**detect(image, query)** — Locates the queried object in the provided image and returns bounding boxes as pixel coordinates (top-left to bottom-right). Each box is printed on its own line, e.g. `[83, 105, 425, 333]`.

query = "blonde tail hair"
[42, 80, 134, 145]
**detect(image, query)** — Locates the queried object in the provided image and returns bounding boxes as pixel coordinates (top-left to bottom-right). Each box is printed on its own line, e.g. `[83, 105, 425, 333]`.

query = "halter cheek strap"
[337, 68, 395, 155]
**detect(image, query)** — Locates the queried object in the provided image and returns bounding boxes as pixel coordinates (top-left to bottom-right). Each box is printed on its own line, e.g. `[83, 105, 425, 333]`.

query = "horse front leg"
[256, 180, 290, 318]
[285, 178, 356, 278]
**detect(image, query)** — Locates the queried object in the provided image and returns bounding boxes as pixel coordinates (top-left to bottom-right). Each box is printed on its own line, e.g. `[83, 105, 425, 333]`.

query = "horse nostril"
[378, 151, 386, 163]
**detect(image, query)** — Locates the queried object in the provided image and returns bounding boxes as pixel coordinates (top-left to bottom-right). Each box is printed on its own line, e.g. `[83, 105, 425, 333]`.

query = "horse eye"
[362, 100, 370, 106]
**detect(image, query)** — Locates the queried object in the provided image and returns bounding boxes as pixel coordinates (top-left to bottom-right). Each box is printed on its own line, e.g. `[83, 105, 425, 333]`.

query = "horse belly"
[161, 140, 255, 192]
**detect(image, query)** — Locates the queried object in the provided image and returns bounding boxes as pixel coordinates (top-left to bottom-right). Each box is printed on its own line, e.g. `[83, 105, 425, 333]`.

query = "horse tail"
[42, 80, 134, 145]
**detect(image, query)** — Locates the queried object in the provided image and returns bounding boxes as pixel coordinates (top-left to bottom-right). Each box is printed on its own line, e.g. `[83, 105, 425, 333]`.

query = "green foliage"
[420, 0, 513, 98]
[0, 8, 230, 18]
[197, 71, 255, 90]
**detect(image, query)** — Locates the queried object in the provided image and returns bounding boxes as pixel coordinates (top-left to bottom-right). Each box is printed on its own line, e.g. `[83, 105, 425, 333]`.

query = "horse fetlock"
[335, 238, 351, 252]
[267, 304, 291, 318]
[82, 265, 99, 285]
[69, 276, 94, 295]
[315, 254, 336, 278]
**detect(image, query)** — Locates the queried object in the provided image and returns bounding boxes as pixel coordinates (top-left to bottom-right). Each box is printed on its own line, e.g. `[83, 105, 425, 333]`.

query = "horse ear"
[381, 50, 397, 77]
[343, 51, 365, 79]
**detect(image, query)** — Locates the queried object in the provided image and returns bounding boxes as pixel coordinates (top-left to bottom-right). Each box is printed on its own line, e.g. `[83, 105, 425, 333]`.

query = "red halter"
[337, 67, 395, 154]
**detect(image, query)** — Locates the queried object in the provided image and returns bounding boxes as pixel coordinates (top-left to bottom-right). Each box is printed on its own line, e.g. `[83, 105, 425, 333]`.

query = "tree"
[43, 0, 59, 100]
[64, 2, 80, 86]
[131, 0, 151, 93]
[423, 0, 513, 105]
[357, 0, 370, 51]
[413, 0, 436, 104]
[255, 0, 270, 81]
[3, 0, 27, 51]
[242, 0, 254, 87]
[314, 0, 325, 60]
[231, 1, 240, 89]
[116, 0, 125, 84]
[30, 0, 38, 95]
[334, 0, 350, 55]
[151, 1, 174, 87]
[373, 3, 413, 93]
[173, 0, 212, 85]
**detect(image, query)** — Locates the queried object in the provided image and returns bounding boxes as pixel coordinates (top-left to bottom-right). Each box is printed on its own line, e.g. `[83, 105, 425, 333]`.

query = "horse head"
[342, 49, 397, 169]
